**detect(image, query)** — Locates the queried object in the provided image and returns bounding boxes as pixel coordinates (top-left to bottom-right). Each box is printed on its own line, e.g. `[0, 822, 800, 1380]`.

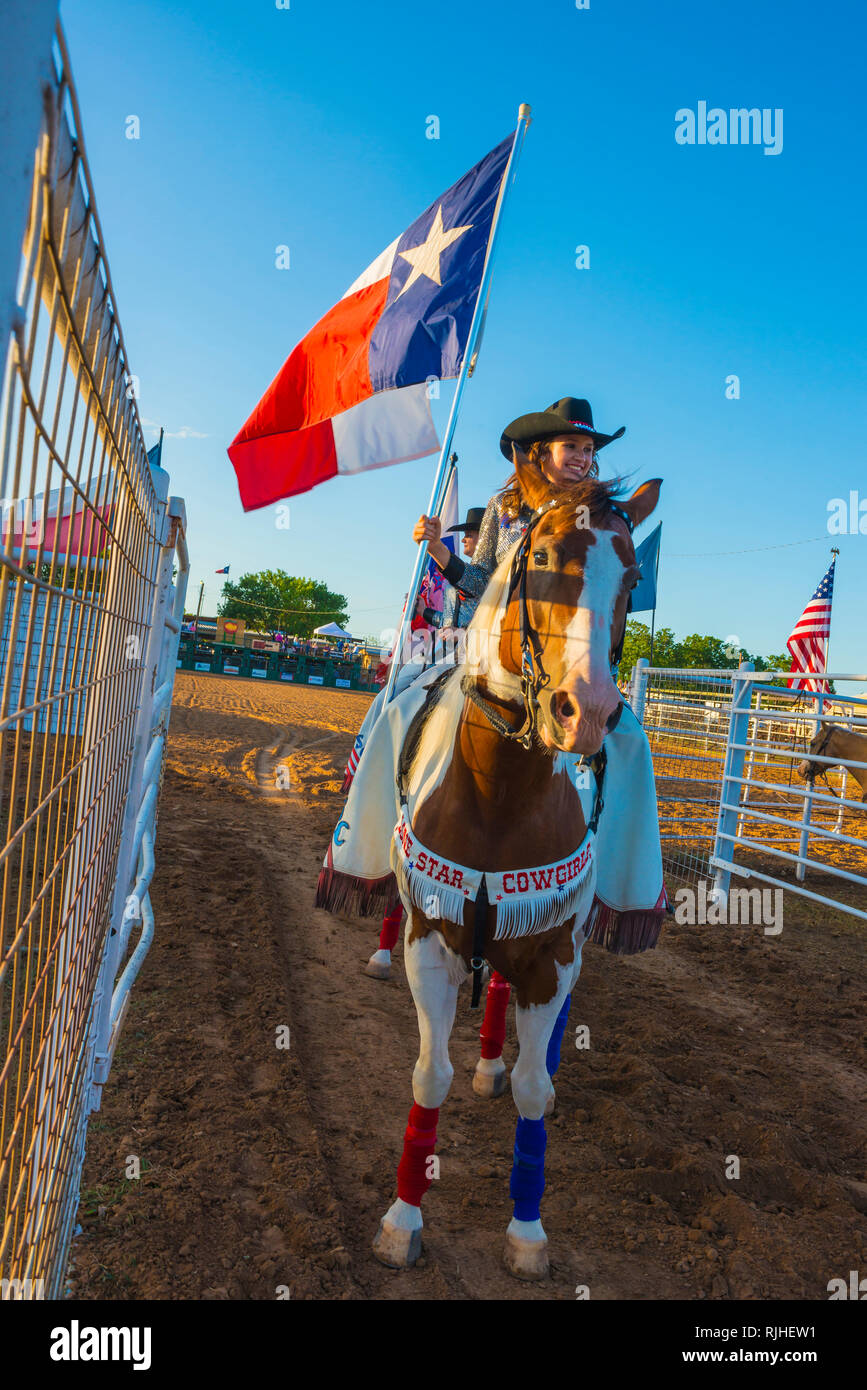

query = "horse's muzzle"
[542, 688, 622, 755]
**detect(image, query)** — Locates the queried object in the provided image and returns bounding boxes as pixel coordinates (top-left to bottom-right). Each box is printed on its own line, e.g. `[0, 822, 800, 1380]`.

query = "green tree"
[674, 633, 740, 669]
[751, 652, 791, 673]
[619, 622, 798, 681]
[619, 621, 679, 676]
[218, 570, 349, 638]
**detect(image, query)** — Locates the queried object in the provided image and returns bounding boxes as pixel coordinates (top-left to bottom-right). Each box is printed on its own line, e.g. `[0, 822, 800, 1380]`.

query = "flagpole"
[648, 522, 661, 665]
[825, 546, 839, 689]
[382, 102, 532, 706]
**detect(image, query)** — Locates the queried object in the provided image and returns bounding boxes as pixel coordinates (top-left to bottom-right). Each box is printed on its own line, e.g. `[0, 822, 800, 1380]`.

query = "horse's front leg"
[365, 900, 404, 979]
[473, 969, 511, 1097]
[504, 967, 572, 1280]
[373, 918, 462, 1269]
[542, 933, 587, 1111]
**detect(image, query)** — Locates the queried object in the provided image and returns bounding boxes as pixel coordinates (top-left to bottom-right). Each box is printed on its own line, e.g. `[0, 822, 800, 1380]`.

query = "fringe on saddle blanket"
[316, 660, 669, 955]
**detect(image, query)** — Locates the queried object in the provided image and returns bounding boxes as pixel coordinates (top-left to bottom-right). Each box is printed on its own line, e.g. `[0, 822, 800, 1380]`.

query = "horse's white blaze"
[558, 531, 624, 693]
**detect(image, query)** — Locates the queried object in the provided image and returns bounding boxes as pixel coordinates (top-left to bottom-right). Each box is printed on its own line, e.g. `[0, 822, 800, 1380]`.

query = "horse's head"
[492, 452, 661, 756]
[795, 721, 835, 782]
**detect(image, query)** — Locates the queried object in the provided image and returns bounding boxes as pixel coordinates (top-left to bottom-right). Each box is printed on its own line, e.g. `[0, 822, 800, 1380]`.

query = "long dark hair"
[498, 439, 600, 520]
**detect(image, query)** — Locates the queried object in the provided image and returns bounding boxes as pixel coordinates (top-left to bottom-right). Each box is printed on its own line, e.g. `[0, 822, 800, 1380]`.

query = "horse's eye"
[533, 550, 548, 566]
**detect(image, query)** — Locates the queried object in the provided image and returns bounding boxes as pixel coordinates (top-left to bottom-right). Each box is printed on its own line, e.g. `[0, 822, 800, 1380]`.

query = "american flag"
[786, 557, 836, 693]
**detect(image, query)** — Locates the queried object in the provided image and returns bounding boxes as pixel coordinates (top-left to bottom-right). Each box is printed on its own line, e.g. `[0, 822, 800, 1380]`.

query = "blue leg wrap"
[545, 992, 571, 1078]
[509, 1116, 547, 1222]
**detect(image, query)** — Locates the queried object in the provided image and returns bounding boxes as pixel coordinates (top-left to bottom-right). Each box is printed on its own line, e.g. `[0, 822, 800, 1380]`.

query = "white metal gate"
[629, 660, 867, 921]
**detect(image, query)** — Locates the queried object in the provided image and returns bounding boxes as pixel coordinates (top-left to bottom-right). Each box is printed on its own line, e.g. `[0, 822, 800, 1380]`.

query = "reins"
[805, 721, 841, 798]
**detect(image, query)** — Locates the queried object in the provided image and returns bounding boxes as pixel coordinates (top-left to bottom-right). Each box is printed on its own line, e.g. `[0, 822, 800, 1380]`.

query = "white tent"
[313, 621, 353, 639]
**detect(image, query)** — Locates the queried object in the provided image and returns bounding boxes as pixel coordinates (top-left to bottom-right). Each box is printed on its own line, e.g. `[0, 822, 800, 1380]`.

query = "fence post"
[87, 463, 179, 1107]
[630, 657, 649, 724]
[711, 663, 754, 901]
[0, 2, 59, 355]
[737, 686, 762, 839]
[796, 689, 824, 883]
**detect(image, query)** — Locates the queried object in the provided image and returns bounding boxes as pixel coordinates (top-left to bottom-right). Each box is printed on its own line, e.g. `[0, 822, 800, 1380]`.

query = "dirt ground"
[67, 672, 867, 1301]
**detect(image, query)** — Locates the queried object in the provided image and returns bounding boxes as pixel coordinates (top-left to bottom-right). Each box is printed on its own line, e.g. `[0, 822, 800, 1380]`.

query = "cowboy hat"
[499, 397, 625, 460]
[447, 506, 485, 533]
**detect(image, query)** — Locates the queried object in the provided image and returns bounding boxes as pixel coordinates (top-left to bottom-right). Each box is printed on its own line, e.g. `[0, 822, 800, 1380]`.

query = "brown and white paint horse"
[374, 461, 662, 1279]
[796, 721, 867, 802]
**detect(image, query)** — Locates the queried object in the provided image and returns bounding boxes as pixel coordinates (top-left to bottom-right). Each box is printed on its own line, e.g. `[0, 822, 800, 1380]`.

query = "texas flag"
[228, 135, 513, 511]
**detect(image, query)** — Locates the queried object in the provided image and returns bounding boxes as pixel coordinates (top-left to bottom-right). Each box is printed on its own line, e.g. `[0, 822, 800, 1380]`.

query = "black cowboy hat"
[447, 506, 485, 533]
[499, 397, 625, 460]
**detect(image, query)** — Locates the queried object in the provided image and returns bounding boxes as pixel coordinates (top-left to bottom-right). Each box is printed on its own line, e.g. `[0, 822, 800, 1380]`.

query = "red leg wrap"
[378, 901, 404, 951]
[479, 970, 511, 1060]
[396, 1103, 439, 1207]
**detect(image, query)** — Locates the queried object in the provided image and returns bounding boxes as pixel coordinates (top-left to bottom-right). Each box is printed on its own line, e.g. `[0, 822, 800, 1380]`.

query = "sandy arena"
[67, 672, 867, 1301]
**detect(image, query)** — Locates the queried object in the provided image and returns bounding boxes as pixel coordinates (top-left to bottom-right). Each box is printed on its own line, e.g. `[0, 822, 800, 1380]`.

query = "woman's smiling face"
[539, 433, 596, 487]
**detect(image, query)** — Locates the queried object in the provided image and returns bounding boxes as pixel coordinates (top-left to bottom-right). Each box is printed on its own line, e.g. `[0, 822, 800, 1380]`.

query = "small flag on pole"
[630, 523, 661, 613]
[416, 464, 459, 629]
[215, 565, 230, 574]
[786, 557, 836, 692]
[227, 135, 515, 510]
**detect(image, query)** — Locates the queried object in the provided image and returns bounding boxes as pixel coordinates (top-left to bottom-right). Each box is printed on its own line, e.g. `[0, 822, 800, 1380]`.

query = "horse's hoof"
[372, 1218, 422, 1269]
[472, 1061, 508, 1098]
[365, 949, 391, 980]
[503, 1231, 549, 1281]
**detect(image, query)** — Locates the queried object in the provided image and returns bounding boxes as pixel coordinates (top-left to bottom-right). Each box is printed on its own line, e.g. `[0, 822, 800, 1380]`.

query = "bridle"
[804, 720, 840, 796]
[460, 497, 635, 759]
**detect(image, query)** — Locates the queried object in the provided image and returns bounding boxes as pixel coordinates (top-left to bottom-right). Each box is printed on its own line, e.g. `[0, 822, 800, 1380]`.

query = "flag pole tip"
[518, 103, 532, 118]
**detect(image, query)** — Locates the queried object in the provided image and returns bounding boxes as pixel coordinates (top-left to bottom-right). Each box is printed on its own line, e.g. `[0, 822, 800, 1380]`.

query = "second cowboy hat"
[499, 396, 626, 460]
[447, 507, 485, 533]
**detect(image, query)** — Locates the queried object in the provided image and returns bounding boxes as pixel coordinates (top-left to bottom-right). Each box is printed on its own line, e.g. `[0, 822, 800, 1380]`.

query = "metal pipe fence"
[0, 19, 188, 1299]
[629, 659, 867, 922]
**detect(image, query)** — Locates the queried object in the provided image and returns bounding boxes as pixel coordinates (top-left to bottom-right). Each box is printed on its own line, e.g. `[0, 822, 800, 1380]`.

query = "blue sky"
[61, 0, 865, 678]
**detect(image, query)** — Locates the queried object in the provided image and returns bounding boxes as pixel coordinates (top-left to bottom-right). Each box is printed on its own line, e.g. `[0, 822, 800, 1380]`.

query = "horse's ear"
[512, 442, 550, 511]
[620, 478, 662, 529]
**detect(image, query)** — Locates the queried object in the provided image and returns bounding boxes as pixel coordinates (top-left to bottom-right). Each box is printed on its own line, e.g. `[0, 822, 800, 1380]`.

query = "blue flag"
[631, 523, 661, 613]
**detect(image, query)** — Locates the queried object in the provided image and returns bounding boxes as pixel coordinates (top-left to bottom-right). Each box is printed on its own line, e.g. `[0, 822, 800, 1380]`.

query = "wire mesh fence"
[0, 22, 187, 1299]
[630, 661, 867, 921]
[636, 667, 738, 883]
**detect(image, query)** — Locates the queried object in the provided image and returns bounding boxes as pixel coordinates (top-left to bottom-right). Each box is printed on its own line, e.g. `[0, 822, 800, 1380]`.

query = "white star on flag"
[395, 205, 473, 299]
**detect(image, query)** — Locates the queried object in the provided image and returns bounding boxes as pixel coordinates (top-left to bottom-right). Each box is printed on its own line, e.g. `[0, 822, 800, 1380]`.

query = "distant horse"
[372, 464, 662, 1280]
[796, 722, 867, 802]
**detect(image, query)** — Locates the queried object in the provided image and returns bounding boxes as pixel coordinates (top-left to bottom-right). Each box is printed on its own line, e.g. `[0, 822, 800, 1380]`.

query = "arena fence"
[629, 659, 867, 922]
[0, 16, 188, 1299]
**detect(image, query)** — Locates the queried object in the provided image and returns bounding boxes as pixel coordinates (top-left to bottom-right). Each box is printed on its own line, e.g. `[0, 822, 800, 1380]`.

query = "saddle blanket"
[318, 658, 668, 953]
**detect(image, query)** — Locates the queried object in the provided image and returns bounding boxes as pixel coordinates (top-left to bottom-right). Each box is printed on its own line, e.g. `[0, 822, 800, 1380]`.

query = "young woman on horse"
[315, 403, 666, 1277]
[414, 398, 618, 619]
[331, 394, 667, 962]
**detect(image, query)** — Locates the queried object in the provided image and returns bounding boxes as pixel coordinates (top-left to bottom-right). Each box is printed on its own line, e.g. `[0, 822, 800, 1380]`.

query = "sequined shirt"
[429, 494, 535, 629]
